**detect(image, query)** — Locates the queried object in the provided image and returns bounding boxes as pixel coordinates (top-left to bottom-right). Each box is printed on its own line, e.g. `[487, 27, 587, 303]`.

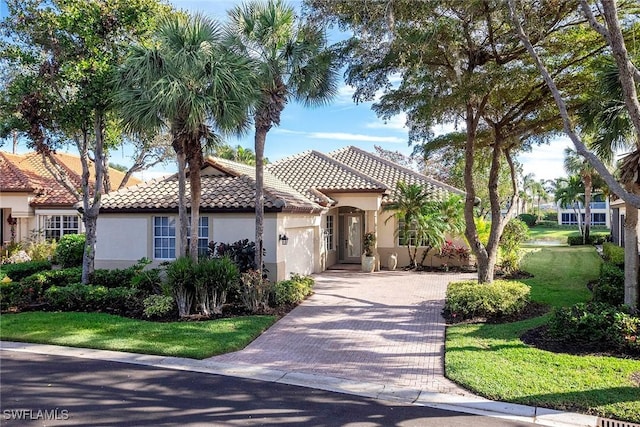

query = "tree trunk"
[172, 136, 188, 258]
[583, 174, 592, 244]
[102, 151, 112, 194]
[254, 126, 267, 275]
[624, 203, 639, 309]
[187, 141, 203, 262]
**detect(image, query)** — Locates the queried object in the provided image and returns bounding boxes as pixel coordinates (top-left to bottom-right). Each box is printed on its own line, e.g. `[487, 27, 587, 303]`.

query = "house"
[95, 146, 465, 281]
[556, 193, 611, 228]
[0, 151, 140, 247]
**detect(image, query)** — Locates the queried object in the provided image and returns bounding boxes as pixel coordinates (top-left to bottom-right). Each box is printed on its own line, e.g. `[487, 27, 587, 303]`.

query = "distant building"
[556, 193, 610, 228]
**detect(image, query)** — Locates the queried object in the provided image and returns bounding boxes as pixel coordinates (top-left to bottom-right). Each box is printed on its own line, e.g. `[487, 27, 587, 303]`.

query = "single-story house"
[95, 146, 466, 281]
[0, 151, 140, 247]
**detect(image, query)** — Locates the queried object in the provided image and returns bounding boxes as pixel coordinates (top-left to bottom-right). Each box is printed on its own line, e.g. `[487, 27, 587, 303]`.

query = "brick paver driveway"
[209, 269, 475, 394]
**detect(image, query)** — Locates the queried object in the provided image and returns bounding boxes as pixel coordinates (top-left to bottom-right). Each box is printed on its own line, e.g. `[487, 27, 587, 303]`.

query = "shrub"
[44, 284, 140, 315]
[90, 268, 136, 288]
[567, 233, 610, 246]
[535, 220, 558, 228]
[0, 260, 51, 282]
[165, 257, 195, 317]
[25, 240, 57, 262]
[195, 256, 239, 316]
[237, 270, 272, 313]
[499, 218, 529, 274]
[131, 267, 163, 295]
[517, 213, 537, 227]
[273, 274, 315, 306]
[542, 211, 558, 221]
[602, 242, 625, 266]
[548, 302, 639, 355]
[55, 234, 85, 267]
[444, 280, 530, 320]
[0, 280, 41, 310]
[209, 239, 259, 273]
[592, 262, 624, 306]
[142, 294, 176, 319]
[42, 267, 83, 288]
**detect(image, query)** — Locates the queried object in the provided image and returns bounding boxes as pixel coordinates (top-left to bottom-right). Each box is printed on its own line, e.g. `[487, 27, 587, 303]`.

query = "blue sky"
[1, 0, 570, 182]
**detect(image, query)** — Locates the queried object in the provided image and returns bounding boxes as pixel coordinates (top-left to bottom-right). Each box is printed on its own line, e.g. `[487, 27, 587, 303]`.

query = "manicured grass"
[519, 246, 600, 308]
[526, 226, 610, 244]
[445, 246, 640, 423]
[0, 311, 276, 359]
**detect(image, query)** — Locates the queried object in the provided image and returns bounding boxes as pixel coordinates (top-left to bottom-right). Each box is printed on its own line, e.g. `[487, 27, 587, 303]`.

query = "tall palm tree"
[555, 175, 585, 234]
[226, 0, 338, 273]
[116, 14, 258, 260]
[530, 180, 548, 220]
[564, 147, 596, 243]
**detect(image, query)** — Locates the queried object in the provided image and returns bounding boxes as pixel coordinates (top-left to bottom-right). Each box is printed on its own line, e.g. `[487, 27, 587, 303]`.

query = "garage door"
[284, 227, 315, 276]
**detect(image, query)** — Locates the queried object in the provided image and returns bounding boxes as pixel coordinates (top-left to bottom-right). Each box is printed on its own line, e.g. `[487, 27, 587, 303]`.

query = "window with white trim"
[43, 215, 79, 240]
[187, 216, 209, 256]
[397, 220, 423, 247]
[325, 215, 334, 250]
[154, 216, 176, 259]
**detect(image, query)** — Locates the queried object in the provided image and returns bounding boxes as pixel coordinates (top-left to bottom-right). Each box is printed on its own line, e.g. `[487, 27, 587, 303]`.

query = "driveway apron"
[209, 270, 475, 395]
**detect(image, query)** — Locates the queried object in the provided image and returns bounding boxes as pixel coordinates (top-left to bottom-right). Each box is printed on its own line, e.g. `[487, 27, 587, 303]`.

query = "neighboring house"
[95, 146, 465, 281]
[556, 194, 611, 228]
[0, 151, 140, 247]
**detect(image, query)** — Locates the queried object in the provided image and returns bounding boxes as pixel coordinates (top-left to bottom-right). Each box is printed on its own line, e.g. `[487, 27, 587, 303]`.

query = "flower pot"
[361, 255, 376, 273]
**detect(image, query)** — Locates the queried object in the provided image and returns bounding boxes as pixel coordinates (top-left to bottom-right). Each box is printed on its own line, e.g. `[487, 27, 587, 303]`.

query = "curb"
[0, 341, 599, 427]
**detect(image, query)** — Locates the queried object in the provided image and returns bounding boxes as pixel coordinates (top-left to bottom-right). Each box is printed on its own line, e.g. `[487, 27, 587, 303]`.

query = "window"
[398, 220, 421, 247]
[43, 215, 79, 240]
[591, 213, 607, 225]
[187, 216, 209, 256]
[561, 213, 578, 225]
[325, 215, 334, 250]
[154, 216, 176, 259]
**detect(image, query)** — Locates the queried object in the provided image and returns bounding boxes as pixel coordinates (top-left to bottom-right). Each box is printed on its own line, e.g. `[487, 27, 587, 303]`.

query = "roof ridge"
[336, 146, 464, 195]
[309, 150, 389, 191]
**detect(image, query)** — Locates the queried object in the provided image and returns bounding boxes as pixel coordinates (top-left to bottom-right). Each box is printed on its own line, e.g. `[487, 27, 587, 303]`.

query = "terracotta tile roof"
[266, 150, 388, 204]
[100, 158, 323, 213]
[328, 146, 464, 202]
[0, 151, 142, 207]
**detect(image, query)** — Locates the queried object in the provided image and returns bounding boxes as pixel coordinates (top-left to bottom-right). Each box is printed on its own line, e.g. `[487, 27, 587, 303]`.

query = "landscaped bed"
[0, 311, 276, 359]
[445, 245, 640, 423]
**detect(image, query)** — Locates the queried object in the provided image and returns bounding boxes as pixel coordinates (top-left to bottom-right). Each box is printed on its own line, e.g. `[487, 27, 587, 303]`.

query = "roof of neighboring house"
[0, 151, 141, 208]
[328, 146, 464, 202]
[99, 157, 323, 214]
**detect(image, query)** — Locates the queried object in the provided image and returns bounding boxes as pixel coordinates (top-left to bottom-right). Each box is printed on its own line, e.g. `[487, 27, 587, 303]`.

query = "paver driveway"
[210, 269, 476, 394]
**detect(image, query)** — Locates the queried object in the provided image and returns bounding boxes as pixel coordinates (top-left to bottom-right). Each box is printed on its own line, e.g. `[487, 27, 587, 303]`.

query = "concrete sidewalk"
[210, 269, 474, 394]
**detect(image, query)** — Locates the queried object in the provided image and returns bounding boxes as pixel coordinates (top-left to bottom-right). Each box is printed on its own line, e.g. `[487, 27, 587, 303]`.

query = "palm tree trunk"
[624, 203, 639, 310]
[187, 143, 203, 262]
[583, 174, 592, 244]
[172, 136, 188, 258]
[254, 126, 267, 275]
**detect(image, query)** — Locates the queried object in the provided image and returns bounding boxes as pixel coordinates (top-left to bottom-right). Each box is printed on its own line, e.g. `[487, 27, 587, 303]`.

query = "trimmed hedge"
[55, 234, 85, 267]
[273, 274, 314, 306]
[0, 260, 52, 282]
[592, 262, 624, 306]
[517, 213, 537, 227]
[548, 302, 639, 355]
[602, 242, 625, 266]
[567, 233, 609, 246]
[44, 284, 141, 316]
[444, 280, 530, 320]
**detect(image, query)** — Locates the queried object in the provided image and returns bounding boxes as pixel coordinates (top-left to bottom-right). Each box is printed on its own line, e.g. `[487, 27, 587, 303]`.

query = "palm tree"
[226, 0, 338, 274]
[554, 175, 585, 234]
[383, 182, 432, 268]
[115, 14, 258, 261]
[564, 147, 596, 243]
[530, 180, 548, 220]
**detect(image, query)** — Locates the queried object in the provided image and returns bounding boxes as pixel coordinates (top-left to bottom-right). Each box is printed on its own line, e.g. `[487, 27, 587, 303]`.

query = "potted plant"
[361, 232, 376, 272]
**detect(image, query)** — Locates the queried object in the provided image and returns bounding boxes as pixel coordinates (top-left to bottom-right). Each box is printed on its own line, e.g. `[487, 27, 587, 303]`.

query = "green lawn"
[526, 226, 579, 243]
[0, 311, 276, 359]
[445, 246, 640, 423]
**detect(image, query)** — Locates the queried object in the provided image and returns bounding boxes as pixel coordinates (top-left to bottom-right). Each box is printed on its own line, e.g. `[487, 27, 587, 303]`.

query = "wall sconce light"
[279, 234, 289, 245]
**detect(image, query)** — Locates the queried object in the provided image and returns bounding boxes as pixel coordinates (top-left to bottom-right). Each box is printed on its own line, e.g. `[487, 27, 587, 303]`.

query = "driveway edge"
[0, 341, 599, 427]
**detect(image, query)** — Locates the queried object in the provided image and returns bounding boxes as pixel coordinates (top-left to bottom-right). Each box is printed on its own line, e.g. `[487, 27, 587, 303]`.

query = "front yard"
[445, 246, 640, 423]
[0, 311, 276, 359]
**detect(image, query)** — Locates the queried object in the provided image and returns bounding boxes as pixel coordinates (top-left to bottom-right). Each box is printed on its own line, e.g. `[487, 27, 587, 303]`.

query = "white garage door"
[284, 227, 315, 276]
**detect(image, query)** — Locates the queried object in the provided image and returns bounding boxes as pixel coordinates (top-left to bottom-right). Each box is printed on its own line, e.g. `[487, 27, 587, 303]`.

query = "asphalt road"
[0, 351, 536, 426]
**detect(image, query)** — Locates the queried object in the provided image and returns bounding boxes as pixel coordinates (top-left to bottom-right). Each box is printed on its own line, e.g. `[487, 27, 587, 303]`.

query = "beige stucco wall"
[330, 193, 382, 212]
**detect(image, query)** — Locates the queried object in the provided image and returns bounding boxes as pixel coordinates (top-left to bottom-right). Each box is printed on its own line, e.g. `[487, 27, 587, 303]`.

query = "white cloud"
[276, 129, 405, 144]
[366, 113, 407, 131]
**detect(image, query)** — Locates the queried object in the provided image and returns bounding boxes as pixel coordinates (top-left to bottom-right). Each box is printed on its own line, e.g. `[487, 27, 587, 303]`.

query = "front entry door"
[341, 214, 363, 263]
